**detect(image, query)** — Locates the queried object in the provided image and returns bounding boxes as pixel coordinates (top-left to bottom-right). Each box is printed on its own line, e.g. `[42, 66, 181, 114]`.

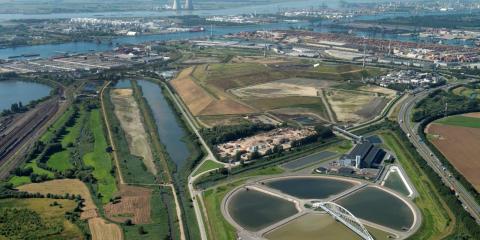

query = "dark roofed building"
[344, 141, 386, 169]
[361, 146, 385, 168]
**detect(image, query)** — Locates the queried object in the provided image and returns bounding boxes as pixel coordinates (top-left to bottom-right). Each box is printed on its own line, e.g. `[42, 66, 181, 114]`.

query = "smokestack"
[173, 0, 181, 10]
[185, 0, 193, 10]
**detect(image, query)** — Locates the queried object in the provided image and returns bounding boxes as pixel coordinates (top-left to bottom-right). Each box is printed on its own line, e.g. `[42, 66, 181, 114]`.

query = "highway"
[397, 85, 480, 223]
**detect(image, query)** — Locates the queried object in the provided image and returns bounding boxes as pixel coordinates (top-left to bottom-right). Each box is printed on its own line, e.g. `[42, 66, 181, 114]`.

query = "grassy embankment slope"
[379, 131, 454, 239]
[83, 109, 117, 203]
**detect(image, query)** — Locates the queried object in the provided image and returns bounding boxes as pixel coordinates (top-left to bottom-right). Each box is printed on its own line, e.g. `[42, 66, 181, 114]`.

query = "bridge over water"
[312, 201, 374, 240]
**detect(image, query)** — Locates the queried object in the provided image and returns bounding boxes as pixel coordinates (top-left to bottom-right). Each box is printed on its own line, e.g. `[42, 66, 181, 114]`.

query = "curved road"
[398, 85, 480, 223]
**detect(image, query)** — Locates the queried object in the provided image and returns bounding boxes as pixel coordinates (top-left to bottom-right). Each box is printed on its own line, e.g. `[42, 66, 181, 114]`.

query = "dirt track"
[428, 124, 480, 192]
[111, 89, 157, 175]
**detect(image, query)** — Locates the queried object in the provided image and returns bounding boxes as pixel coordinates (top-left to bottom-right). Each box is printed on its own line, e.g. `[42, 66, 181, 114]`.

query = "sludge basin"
[227, 188, 298, 232]
[265, 177, 356, 199]
[336, 186, 415, 231]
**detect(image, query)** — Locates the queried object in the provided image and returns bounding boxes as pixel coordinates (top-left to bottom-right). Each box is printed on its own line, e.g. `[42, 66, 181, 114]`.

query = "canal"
[136, 80, 190, 166]
[0, 80, 51, 111]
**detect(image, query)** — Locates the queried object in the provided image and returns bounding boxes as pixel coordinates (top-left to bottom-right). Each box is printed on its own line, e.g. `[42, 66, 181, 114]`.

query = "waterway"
[136, 80, 190, 166]
[0, 0, 388, 21]
[227, 188, 298, 232]
[336, 186, 414, 231]
[0, 80, 51, 111]
[0, 2, 475, 59]
[265, 177, 355, 199]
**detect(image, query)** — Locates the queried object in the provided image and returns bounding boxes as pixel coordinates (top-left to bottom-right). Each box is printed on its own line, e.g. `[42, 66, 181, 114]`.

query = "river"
[0, 80, 51, 111]
[0, 0, 387, 21]
[0, 1, 474, 59]
[136, 80, 190, 166]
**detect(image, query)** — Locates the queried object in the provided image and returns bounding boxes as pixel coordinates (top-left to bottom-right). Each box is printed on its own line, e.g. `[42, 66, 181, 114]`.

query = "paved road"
[398, 85, 480, 223]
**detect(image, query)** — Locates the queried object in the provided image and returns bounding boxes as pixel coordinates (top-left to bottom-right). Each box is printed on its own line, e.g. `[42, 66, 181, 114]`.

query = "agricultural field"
[110, 88, 157, 175]
[0, 198, 84, 240]
[104, 185, 152, 224]
[171, 59, 392, 126]
[170, 66, 255, 116]
[426, 114, 480, 191]
[17, 179, 123, 240]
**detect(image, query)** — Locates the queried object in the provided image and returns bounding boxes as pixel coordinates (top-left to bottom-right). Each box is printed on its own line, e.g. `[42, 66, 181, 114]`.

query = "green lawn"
[61, 111, 85, 147]
[379, 131, 453, 239]
[8, 176, 31, 187]
[26, 161, 54, 178]
[82, 109, 117, 203]
[193, 160, 224, 177]
[46, 151, 73, 172]
[435, 115, 480, 128]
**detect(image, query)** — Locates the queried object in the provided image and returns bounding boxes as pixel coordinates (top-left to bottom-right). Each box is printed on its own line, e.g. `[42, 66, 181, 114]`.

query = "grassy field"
[61, 110, 85, 147]
[452, 86, 480, 99]
[40, 107, 75, 143]
[0, 198, 84, 239]
[8, 160, 55, 186]
[47, 151, 73, 172]
[379, 131, 454, 239]
[193, 160, 224, 177]
[83, 109, 117, 203]
[435, 115, 480, 128]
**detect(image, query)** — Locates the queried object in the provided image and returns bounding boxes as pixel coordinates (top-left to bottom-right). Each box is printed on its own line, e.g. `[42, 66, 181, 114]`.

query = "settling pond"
[265, 177, 356, 199]
[227, 189, 298, 232]
[137, 80, 190, 166]
[0, 80, 51, 111]
[336, 186, 414, 231]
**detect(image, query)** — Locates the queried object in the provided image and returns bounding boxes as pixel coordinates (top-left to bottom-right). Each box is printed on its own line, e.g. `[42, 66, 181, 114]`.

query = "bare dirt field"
[229, 56, 289, 64]
[463, 112, 480, 118]
[170, 67, 255, 116]
[104, 185, 152, 224]
[325, 89, 377, 123]
[230, 78, 336, 99]
[111, 89, 157, 175]
[427, 124, 480, 192]
[89, 217, 123, 240]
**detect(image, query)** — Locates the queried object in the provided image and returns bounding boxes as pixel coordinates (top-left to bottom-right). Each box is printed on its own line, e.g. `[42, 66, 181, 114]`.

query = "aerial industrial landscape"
[1, 0, 480, 240]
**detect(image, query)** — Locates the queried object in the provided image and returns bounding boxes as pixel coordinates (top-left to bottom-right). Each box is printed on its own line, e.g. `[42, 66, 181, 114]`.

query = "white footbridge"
[312, 202, 374, 240]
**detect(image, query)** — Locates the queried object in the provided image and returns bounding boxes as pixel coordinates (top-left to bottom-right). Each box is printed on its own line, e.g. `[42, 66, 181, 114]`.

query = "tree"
[138, 226, 147, 235]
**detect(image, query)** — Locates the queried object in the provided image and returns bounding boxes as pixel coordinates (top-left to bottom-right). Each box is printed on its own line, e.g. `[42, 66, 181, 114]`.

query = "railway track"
[0, 98, 60, 179]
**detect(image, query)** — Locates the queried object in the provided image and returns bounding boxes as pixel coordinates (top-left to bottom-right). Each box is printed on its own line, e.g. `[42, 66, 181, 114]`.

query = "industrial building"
[172, 0, 193, 10]
[340, 141, 386, 169]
